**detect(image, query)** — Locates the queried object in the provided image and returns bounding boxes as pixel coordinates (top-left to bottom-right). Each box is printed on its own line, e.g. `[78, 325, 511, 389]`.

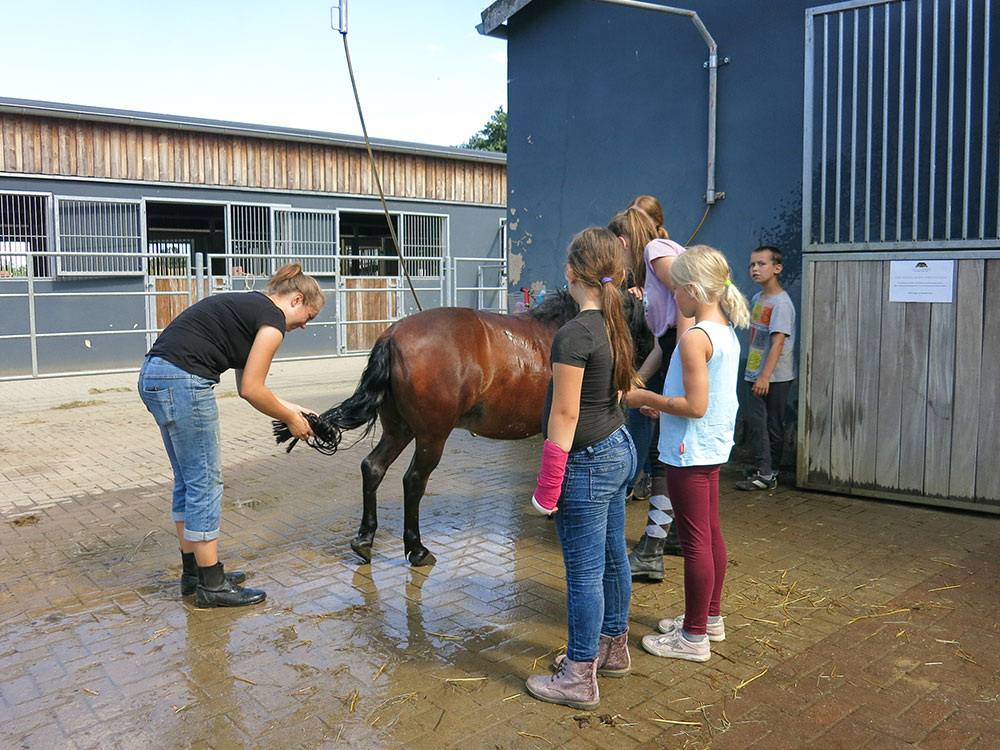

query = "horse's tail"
[273, 336, 393, 454]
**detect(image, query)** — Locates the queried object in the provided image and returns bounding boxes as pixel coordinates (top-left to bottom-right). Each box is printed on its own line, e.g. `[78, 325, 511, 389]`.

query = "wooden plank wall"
[803, 257, 1000, 510]
[154, 278, 193, 330]
[344, 278, 396, 351]
[0, 114, 506, 205]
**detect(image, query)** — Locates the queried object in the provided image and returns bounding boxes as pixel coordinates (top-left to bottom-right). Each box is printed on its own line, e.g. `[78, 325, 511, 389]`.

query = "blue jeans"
[626, 363, 666, 484]
[138, 356, 223, 542]
[553, 425, 636, 661]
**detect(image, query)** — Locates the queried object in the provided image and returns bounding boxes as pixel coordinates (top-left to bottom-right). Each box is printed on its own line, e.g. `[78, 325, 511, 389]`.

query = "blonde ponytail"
[670, 245, 750, 329]
[721, 282, 750, 328]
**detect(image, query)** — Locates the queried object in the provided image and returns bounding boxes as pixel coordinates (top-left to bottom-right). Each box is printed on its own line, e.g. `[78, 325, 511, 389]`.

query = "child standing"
[609, 207, 692, 581]
[626, 245, 749, 662]
[525, 227, 638, 710]
[735, 246, 796, 491]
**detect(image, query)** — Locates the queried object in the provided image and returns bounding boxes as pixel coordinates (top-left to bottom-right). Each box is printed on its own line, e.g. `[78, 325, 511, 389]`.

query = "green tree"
[462, 106, 507, 153]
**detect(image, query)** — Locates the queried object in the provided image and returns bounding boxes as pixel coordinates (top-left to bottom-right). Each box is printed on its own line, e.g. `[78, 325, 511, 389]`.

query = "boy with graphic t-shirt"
[736, 246, 796, 491]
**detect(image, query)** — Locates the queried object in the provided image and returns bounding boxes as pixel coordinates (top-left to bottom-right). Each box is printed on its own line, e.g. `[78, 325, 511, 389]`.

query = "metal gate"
[799, 0, 1000, 512]
[1, 193, 502, 379]
[803, 0, 998, 250]
[451, 217, 507, 314]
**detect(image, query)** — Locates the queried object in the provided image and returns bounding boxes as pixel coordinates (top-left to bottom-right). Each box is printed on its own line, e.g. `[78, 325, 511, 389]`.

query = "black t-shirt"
[147, 291, 286, 382]
[541, 310, 624, 452]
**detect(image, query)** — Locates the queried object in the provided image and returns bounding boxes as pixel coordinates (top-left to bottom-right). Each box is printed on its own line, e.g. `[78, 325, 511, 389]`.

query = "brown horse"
[276, 291, 647, 566]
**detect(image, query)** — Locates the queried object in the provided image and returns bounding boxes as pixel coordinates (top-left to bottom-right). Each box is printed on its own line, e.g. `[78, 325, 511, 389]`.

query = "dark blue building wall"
[505, 0, 811, 295]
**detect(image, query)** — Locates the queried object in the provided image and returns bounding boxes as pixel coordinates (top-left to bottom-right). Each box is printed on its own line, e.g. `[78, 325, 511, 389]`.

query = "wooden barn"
[479, 0, 999, 513]
[0, 97, 507, 378]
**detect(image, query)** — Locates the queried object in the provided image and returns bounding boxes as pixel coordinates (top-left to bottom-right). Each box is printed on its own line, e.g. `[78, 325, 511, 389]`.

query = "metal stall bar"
[835, 14, 844, 243]
[913, 0, 923, 240]
[896, 2, 906, 240]
[930, 0, 940, 237]
[880, 3, 890, 242]
[823, 16, 830, 242]
[961, 0, 973, 238]
[850, 9, 859, 243]
[866, 5, 874, 242]
[946, 0, 956, 239]
[981, 0, 991, 238]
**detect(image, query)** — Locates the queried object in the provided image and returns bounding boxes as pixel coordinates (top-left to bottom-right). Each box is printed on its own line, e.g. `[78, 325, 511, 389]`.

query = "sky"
[0, 0, 508, 148]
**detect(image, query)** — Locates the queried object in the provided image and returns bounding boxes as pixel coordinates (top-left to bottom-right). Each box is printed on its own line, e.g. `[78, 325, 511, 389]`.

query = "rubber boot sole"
[525, 684, 599, 710]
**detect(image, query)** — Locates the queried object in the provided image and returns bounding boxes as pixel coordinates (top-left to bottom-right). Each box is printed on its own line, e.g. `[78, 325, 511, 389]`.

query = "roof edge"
[0, 97, 506, 165]
[478, 0, 536, 37]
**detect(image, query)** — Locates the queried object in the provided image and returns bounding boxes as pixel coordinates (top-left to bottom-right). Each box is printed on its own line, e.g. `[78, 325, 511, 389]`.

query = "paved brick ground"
[1, 359, 997, 749]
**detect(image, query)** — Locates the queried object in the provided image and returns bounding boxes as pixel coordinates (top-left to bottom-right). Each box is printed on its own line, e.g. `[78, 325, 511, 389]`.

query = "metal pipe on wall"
[590, 0, 724, 204]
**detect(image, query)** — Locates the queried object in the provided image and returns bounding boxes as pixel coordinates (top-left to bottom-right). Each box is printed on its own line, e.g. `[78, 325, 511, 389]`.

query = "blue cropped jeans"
[138, 356, 223, 542]
[553, 425, 636, 662]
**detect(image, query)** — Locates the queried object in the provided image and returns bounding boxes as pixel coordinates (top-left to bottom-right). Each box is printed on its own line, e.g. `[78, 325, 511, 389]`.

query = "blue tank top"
[658, 321, 741, 467]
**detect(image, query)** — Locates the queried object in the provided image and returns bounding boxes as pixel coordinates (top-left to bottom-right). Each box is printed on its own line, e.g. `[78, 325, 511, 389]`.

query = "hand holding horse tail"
[273, 412, 343, 455]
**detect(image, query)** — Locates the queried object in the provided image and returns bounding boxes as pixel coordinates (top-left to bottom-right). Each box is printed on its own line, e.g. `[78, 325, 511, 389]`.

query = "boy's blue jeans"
[138, 356, 224, 542]
[553, 426, 636, 662]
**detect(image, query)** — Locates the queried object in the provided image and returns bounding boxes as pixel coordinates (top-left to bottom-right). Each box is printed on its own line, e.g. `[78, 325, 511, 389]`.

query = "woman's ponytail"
[267, 263, 326, 310]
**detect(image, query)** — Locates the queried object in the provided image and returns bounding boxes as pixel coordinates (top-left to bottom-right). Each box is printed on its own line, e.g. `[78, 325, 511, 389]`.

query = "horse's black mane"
[524, 288, 653, 364]
[526, 289, 579, 326]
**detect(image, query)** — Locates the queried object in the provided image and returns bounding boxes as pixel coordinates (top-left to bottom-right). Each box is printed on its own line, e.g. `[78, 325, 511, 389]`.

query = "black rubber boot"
[195, 562, 266, 608]
[180, 551, 246, 596]
[628, 533, 666, 581]
[662, 523, 684, 557]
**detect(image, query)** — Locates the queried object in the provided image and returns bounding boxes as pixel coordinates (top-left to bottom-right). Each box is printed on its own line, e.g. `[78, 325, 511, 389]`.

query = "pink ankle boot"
[554, 630, 630, 677]
[526, 656, 599, 709]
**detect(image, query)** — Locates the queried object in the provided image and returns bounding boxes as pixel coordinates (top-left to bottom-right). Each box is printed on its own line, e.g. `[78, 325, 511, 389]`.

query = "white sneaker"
[641, 631, 711, 662]
[657, 614, 725, 642]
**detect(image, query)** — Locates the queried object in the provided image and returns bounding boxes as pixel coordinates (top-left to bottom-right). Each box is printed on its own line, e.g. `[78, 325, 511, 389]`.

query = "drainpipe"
[591, 0, 727, 204]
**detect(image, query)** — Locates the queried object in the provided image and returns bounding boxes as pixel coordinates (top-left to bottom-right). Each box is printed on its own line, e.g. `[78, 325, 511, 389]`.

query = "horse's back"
[380, 307, 555, 439]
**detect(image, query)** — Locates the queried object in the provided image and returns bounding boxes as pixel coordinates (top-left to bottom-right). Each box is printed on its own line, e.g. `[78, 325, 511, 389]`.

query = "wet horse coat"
[276, 291, 648, 565]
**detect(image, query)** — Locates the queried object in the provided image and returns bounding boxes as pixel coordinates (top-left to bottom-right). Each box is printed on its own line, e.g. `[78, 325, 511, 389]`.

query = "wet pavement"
[1, 358, 998, 749]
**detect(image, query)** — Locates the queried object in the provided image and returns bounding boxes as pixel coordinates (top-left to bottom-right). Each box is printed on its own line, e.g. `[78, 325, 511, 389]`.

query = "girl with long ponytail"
[609, 200, 691, 582]
[524, 227, 638, 710]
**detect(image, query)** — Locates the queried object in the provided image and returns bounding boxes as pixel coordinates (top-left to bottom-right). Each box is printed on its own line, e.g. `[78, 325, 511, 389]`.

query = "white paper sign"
[888, 260, 955, 303]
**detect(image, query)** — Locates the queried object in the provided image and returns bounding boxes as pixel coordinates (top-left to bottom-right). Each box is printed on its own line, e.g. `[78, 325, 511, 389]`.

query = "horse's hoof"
[351, 537, 373, 564]
[408, 548, 436, 567]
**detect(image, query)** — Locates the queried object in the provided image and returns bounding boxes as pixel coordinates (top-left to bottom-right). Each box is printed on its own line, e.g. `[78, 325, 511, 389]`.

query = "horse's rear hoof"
[351, 537, 373, 564]
[408, 548, 436, 567]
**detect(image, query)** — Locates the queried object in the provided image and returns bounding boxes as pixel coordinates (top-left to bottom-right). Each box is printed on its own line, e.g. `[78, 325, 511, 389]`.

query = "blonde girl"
[625, 245, 749, 662]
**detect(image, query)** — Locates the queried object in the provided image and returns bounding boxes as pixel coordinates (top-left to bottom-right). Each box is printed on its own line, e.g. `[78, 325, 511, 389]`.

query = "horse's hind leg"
[351, 426, 412, 563]
[402, 436, 448, 566]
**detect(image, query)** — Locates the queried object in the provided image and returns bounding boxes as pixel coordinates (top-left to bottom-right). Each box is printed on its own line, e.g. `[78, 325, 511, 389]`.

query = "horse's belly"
[457, 397, 544, 440]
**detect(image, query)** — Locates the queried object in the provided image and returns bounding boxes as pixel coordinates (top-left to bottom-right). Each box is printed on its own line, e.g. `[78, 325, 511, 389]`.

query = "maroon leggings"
[665, 464, 725, 635]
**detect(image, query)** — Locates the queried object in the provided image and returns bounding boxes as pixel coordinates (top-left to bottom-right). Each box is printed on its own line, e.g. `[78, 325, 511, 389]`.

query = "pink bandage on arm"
[531, 439, 569, 514]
